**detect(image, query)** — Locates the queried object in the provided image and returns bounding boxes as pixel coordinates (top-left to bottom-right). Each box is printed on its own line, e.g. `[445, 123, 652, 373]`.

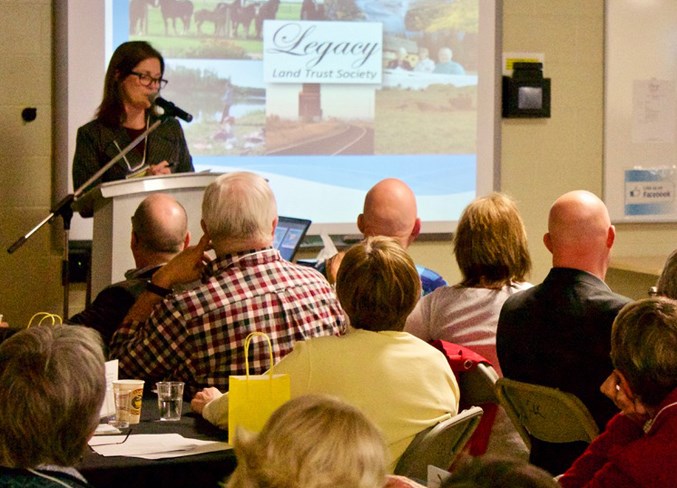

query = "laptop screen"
[274, 216, 312, 261]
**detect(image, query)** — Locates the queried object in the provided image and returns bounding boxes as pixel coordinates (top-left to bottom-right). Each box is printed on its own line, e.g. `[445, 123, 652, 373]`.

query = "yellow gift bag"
[228, 332, 291, 444]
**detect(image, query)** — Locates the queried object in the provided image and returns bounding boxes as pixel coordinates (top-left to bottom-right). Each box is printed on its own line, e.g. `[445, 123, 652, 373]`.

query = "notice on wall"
[632, 79, 676, 144]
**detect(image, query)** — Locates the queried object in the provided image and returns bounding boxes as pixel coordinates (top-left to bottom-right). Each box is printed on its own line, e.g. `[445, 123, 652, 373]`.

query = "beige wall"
[1, 1, 675, 325]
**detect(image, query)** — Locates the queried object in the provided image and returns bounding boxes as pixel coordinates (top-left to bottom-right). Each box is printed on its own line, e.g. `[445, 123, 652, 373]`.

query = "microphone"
[154, 96, 193, 123]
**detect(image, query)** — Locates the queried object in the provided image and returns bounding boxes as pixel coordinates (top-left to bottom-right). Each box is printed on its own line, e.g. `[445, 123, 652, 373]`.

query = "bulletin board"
[604, 0, 677, 222]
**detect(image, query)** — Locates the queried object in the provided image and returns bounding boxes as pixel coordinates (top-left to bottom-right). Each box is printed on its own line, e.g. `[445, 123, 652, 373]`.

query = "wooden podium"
[73, 173, 222, 297]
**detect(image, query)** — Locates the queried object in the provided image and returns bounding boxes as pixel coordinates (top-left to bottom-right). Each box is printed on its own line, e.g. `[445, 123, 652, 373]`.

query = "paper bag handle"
[243, 332, 275, 380]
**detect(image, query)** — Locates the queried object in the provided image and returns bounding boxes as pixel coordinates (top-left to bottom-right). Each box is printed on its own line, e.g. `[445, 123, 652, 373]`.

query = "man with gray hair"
[110, 172, 345, 396]
[68, 192, 190, 346]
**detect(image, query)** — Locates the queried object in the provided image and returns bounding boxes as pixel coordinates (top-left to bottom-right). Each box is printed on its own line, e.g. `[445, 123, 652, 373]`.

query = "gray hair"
[202, 172, 277, 245]
[611, 297, 677, 406]
[0, 325, 106, 468]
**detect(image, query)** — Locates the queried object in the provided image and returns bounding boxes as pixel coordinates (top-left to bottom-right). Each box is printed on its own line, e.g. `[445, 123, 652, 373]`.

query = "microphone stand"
[7, 117, 166, 318]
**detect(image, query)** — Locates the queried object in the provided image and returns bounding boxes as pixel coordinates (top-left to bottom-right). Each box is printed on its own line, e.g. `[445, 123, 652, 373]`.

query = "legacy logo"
[264, 21, 382, 84]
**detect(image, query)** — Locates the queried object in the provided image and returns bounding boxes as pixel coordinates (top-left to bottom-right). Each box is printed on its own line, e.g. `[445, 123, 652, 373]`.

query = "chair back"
[495, 377, 600, 448]
[458, 362, 500, 405]
[394, 406, 483, 483]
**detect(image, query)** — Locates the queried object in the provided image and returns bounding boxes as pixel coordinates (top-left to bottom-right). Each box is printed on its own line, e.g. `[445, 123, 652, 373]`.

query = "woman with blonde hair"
[405, 192, 531, 457]
[193, 236, 459, 471]
[405, 192, 531, 375]
[226, 395, 389, 488]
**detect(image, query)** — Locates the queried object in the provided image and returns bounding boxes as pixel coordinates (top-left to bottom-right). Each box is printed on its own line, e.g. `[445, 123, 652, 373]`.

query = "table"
[78, 398, 236, 488]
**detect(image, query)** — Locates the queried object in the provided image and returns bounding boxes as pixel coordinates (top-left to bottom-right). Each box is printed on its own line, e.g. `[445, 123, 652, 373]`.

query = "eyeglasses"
[92, 428, 133, 447]
[130, 71, 168, 89]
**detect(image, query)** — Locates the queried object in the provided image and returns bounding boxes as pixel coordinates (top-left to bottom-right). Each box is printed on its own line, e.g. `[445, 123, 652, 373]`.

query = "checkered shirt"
[109, 248, 346, 396]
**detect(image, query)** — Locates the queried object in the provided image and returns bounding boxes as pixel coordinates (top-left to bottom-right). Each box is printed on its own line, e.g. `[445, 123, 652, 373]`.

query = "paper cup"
[113, 379, 145, 424]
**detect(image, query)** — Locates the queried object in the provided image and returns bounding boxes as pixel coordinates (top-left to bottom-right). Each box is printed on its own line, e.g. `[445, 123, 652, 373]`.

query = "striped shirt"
[109, 248, 346, 396]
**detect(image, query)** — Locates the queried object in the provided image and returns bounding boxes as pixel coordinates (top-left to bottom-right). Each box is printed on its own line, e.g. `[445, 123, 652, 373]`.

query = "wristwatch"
[145, 280, 173, 298]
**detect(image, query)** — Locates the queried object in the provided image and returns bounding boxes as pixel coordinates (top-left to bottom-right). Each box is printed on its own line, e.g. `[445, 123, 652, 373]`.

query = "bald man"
[321, 178, 446, 294]
[68, 193, 190, 347]
[496, 190, 630, 475]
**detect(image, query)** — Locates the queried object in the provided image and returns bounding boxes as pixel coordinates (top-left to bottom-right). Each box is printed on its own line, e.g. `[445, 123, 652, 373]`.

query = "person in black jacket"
[68, 193, 190, 348]
[72, 41, 193, 194]
[496, 190, 630, 475]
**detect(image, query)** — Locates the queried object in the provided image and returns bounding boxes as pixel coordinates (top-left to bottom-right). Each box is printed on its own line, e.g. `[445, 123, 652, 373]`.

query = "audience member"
[226, 394, 389, 488]
[405, 192, 531, 458]
[67, 193, 190, 347]
[318, 178, 447, 294]
[497, 190, 631, 475]
[72, 41, 193, 194]
[387, 47, 413, 70]
[433, 47, 466, 75]
[442, 455, 558, 488]
[559, 297, 677, 487]
[414, 47, 435, 73]
[0, 325, 105, 487]
[109, 172, 345, 397]
[193, 236, 459, 471]
[406, 192, 532, 375]
[656, 248, 677, 298]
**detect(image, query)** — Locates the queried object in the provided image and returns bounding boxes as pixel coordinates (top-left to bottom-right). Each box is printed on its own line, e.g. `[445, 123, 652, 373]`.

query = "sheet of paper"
[88, 433, 231, 459]
[99, 359, 119, 419]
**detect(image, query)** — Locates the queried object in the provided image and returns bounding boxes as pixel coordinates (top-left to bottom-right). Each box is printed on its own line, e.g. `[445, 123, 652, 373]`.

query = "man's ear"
[271, 217, 278, 237]
[357, 214, 365, 234]
[607, 224, 616, 249]
[410, 218, 421, 240]
[543, 232, 553, 253]
[182, 231, 191, 249]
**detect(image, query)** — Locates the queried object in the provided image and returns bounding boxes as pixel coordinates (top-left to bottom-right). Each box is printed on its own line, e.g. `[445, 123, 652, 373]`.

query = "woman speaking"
[72, 41, 193, 193]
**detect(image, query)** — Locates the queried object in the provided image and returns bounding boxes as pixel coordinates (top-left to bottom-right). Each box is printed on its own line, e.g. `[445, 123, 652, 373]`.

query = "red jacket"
[559, 387, 677, 487]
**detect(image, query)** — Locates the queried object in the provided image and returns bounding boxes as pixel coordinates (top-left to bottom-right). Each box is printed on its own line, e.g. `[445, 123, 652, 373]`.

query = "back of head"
[227, 395, 388, 488]
[454, 192, 531, 288]
[98, 40, 164, 126]
[0, 325, 106, 468]
[546, 190, 613, 275]
[657, 249, 677, 299]
[611, 297, 677, 407]
[132, 193, 188, 255]
[337, 236, 421, 331]
[202, 172, 277, 252]
[359, 178, 420, 249]
[441, 456, 559, 488]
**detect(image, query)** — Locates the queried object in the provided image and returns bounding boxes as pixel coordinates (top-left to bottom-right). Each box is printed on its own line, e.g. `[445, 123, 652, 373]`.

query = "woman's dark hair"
[442, 456, 558, 488]
[96, 41, 164, 127]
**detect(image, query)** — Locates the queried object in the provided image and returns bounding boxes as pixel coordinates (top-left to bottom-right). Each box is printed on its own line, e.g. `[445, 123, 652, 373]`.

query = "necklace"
[116, 114, 149, 173]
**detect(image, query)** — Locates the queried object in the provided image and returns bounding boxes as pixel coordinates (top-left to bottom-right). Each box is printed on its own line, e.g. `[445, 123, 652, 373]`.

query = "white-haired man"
[109, 172, 345, 396]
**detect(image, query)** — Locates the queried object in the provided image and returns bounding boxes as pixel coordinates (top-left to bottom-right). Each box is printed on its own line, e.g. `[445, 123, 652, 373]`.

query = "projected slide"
[91, 0, 492, 233]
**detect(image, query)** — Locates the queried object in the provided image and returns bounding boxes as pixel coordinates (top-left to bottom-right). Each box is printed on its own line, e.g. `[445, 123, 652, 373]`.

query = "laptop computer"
[274, 216, 312, 261]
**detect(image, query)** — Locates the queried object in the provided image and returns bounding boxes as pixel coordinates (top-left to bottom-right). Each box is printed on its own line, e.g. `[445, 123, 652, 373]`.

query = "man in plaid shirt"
[109, 172, 345, 396]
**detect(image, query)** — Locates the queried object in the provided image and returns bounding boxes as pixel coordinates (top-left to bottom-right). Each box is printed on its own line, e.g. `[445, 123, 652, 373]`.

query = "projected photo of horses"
[129, 0, 285, 54]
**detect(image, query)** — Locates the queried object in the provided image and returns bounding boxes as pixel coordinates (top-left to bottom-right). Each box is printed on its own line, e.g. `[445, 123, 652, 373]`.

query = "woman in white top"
[405, 192, 532, 376]
[405, 192, 532, 458]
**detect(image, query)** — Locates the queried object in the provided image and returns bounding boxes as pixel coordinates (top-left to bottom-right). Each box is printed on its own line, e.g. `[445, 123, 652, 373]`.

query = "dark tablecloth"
[78, 398, 236, 488]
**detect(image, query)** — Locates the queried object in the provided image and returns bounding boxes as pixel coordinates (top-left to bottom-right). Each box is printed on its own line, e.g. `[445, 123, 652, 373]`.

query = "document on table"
[89, 433, 231, 459]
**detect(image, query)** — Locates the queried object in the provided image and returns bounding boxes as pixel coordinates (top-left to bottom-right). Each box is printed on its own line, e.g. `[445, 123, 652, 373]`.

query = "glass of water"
[156, 381, 185, 421]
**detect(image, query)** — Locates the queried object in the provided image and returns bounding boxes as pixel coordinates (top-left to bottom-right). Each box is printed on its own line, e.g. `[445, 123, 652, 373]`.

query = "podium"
[73, 173, 222, 297]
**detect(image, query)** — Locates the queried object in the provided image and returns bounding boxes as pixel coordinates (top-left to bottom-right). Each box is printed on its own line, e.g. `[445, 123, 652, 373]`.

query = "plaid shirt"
[109, 248, 345, 396]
